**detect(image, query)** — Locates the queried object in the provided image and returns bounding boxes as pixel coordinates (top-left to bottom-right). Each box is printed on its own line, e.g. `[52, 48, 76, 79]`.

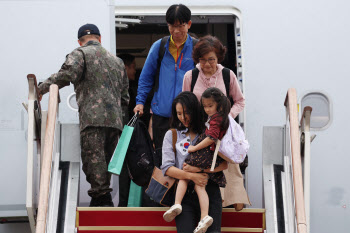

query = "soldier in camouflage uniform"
[38, 24, 129, 207]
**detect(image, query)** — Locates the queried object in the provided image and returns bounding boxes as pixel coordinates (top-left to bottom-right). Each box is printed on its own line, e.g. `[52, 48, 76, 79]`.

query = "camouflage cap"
[78, 24, 100, 39]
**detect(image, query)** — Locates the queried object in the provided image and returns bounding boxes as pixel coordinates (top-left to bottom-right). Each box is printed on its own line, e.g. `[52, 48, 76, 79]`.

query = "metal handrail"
[27, 74, 42, 114]
[284, 88, 307, 233]
[35, 84, 59, 233]
[26, 74, 42, 233]
[300, 106, 312, 233]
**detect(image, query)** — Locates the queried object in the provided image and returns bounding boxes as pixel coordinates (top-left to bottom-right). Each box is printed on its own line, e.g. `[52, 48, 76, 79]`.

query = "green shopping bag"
[108, 114, 137, 175]
[127, 181, 142, 207]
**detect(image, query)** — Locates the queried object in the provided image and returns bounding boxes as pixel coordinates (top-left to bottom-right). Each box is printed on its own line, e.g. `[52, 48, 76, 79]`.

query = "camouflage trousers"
[80, 127, 120, 198]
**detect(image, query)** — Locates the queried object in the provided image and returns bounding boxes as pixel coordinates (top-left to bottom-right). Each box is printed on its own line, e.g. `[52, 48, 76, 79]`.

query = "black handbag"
[125, 116, 154, 187]
[145, 129, 177, 207]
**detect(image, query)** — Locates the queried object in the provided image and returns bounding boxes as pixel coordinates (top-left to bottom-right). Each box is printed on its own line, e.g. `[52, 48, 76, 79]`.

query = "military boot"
[99, 193, 114, 207]
[89, 197, 101, 207]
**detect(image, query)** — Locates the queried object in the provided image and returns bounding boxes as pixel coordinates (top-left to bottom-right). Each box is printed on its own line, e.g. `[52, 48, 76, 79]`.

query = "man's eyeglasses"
[168, 23, 187, 30]
[199, 58, 217, 64]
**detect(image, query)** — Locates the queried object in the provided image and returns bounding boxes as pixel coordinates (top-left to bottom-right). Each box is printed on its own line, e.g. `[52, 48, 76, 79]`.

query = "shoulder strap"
[222, 68, 230, 97]
[155, 36, 197, 91]
[222, 68, 234, 106]
[154, 36, 170, 91]
[170, 129, 177, 155]
[191, 37, 199, 67]
[192, 38, 199, 47]
[191, 68, 199, 92]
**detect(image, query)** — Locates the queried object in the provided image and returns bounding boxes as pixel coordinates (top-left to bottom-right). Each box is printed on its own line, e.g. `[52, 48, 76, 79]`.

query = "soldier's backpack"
[125, 117, 155, 187]
[154, 36, 198, 91]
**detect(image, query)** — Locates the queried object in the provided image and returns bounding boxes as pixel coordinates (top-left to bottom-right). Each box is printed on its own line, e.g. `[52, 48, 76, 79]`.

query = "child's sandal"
[193, 215, 213, 233]
[163, 204, 182, 222]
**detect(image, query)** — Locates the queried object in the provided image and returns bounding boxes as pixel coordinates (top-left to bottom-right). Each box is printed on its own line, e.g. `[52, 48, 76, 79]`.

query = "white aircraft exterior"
[0, 0, 349, 232]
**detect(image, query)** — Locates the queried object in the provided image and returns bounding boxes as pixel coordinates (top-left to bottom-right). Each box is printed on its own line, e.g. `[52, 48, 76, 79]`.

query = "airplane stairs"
[25, 77, 266, 233]
[76, 207, 265, 232]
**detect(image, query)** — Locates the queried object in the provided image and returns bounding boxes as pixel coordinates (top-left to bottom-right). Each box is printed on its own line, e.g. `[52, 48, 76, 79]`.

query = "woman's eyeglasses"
[199, 58, 217, 64]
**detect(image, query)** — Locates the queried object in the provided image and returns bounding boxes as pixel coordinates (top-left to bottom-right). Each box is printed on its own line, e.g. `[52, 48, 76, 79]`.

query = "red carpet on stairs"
[76, 207, 265, 232]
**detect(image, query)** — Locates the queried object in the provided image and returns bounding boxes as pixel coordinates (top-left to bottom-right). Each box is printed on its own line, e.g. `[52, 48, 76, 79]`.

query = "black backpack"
[154, 36, 198, 91]
[125, 118, 155, 187]
[191, 67, 234, 106]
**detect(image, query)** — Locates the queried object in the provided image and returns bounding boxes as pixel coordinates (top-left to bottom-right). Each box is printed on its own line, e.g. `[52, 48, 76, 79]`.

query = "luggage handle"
[127, 112, 139, 127]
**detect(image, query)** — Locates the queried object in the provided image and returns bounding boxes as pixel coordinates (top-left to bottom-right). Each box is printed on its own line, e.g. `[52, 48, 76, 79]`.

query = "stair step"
[76, 207, 265, 233]
[77, 227, 263, 232]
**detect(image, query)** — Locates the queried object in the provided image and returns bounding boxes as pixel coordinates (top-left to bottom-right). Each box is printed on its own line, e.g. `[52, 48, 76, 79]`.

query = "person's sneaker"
[193, 215, 213, 233]
[163, 204, 182, 222]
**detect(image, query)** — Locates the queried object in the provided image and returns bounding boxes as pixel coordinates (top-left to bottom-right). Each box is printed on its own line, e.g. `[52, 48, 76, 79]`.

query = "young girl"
[163, 87, 230, 233]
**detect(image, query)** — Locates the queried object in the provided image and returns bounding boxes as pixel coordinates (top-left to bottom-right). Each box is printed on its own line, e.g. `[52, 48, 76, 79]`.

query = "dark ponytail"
[201, 87, 231, 131]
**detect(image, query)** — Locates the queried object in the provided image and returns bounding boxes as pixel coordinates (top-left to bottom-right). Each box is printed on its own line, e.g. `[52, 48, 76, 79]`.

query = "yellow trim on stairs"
[76, 210, 79, 228]
[222, 208, 265, 213]
[263, 210, 266, 229]
[78, 226, 264, 232]
[77, 207, 265, 213]
[77, 207, 169, 211]
[222, 228, 264, 232]
[79, 226, 175, 231]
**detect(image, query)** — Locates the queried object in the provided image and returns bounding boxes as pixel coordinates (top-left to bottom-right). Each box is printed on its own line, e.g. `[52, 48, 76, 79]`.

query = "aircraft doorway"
[115, 15, 244, 125]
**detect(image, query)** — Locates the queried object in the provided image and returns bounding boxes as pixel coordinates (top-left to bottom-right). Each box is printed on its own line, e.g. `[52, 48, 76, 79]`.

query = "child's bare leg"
[163, 179, 189, 222]
[175, 179, 189, 204]
[194, 184, 209, 220]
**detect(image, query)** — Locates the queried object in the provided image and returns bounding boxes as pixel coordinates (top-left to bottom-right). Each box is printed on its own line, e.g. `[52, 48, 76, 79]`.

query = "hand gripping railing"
[35, 84, 60, 233]
[284, 88, 307, 233]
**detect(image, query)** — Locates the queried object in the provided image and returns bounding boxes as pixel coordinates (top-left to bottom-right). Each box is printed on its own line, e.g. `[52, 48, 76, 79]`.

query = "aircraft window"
[300, 92, 332, 130]
[67, 93, 78, 112]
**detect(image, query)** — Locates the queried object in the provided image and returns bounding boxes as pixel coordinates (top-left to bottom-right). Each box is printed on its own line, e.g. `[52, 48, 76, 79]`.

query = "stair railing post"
[284, 88, 307, 233]
[300, 106, 312, 233]
[35, 84, 59, 233]
[26, 74, 42, 233]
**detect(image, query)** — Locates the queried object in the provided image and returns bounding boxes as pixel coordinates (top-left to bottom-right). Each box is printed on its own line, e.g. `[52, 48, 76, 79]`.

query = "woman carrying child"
[163, 88, 230, 232]
[161, 91, 228, 233]
[183, 35, 250, 210]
